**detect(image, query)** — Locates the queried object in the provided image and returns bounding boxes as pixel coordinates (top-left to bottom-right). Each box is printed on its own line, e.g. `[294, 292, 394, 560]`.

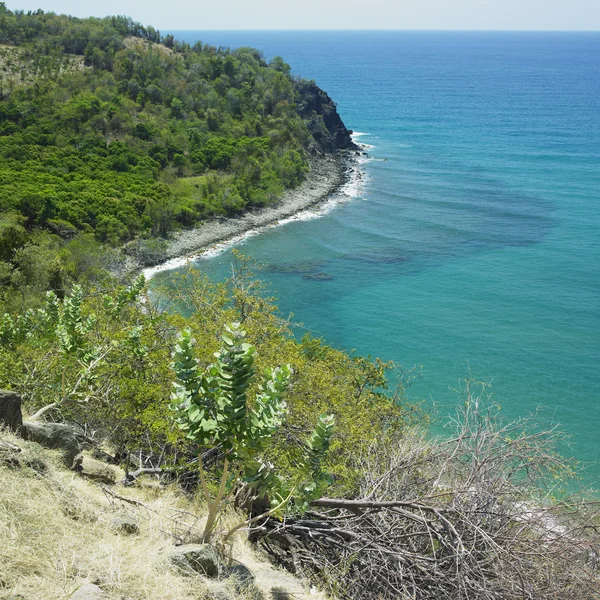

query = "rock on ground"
[0, 390, 23, 432]
[80, 455, 120, 484]
[110, 517, 139, 535]
[69, 583, 109, 599]
[22, 421, 83, 470]
[170, 544, 221, 578]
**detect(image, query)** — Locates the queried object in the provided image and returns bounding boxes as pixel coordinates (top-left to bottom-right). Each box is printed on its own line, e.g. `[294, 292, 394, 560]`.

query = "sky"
[5, 0, 600, 30]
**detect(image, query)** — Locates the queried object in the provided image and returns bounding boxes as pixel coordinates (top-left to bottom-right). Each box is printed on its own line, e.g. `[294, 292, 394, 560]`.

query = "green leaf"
[201, 419, 218, 431]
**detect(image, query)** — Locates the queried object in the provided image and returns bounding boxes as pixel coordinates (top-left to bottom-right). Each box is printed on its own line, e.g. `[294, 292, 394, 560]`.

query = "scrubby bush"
[170, 324, 334, 543]
[0, 259, 411, 500]
[256, 381, 600, 600]
[0, 256, 597, 598]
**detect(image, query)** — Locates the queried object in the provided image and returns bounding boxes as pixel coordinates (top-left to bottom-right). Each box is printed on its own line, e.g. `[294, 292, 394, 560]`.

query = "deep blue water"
[163, 31, 600, 485]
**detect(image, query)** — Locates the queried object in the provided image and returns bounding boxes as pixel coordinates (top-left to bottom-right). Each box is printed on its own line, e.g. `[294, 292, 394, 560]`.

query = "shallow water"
[159, 31, 600, 485]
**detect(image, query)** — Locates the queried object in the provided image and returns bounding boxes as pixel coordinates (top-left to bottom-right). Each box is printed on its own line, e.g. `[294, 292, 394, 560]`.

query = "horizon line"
[164, 28, 600, 33]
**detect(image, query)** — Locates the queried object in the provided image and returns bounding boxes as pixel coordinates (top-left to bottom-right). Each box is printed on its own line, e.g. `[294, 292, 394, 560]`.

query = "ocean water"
[160, 31, 600, 484]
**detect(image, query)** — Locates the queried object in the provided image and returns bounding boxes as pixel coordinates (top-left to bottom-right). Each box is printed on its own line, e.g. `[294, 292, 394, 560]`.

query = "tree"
[170, 323, 335, 544]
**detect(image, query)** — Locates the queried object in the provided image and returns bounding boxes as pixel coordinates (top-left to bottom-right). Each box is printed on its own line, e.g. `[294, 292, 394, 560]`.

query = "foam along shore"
[143, 149, 367, 280]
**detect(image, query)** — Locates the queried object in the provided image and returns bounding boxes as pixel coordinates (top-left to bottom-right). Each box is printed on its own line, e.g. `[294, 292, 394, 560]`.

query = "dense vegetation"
[0, 4, 353, 312]
[0, 259, 410, 498]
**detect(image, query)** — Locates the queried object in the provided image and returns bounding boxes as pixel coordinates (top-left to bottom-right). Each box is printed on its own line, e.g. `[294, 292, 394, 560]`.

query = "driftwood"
[119, 447, 222, 485]
[122, 467, 171, 484]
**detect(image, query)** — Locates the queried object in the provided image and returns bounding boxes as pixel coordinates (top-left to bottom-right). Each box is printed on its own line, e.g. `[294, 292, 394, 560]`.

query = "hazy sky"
[6, 0, 600, 30]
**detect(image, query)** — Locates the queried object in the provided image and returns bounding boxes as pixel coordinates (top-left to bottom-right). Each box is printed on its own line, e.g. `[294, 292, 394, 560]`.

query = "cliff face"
[294, 80, 358, 154]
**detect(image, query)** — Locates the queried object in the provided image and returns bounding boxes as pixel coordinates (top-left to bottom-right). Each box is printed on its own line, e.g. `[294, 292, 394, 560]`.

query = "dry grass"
[0, 45, 84, 93]
[0, 430, 320, 600]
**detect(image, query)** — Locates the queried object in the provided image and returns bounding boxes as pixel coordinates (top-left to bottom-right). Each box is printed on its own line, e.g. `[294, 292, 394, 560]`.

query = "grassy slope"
[0, 429, 324, 600]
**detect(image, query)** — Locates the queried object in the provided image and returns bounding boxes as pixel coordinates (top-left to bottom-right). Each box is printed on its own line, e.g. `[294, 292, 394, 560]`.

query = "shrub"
[170, 323, 334, 543]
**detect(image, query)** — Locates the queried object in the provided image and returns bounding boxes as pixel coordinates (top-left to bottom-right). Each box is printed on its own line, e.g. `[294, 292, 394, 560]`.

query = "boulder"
[0, 390, 23, 432]
[80, 455, 119, 484]
[22, 421, 83, 470]
[69, 583, 108, 599]
[110, 517, 139, 535]
[170, 544, 221, 578]
[227, 562, 256, 593]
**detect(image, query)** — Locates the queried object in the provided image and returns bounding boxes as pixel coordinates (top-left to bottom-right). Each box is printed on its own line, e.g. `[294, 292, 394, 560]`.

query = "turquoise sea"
[161, 31, 600, 484]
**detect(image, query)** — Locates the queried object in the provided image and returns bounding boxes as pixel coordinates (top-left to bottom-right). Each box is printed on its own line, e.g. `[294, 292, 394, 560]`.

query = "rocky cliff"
[295, 80, 359, 154]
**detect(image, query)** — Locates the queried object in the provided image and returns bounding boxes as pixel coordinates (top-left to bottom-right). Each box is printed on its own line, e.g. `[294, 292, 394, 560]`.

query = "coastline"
[142, 149, 365, 280]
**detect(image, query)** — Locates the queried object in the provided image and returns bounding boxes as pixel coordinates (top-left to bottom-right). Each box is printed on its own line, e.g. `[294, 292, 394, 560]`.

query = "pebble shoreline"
[142, 151, 361, 279]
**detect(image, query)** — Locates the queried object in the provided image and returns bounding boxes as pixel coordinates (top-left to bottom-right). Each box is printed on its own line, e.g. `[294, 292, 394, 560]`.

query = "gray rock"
[69, 583, 108, 599]
[22, 421, 83, 470]
[80, 456, 117, 485]
[0, 390, 23, 432]
[227, 562, 256, 593]
[110, 517, 139, 535]
[170, 544, 221, 578]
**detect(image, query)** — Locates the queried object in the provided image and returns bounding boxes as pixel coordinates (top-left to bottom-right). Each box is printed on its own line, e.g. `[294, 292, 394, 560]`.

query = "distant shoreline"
[142, 149, 365, 280]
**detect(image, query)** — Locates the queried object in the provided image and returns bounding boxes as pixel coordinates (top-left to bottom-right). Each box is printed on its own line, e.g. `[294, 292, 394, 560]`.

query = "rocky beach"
[142, 150, 364, 279]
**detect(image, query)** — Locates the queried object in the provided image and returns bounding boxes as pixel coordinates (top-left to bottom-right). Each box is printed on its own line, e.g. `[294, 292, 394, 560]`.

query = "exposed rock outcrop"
[295, 79, 358, 154]
[22, 421, 83, 470]
[0, 389, 84, 470]
[0, 390, 23, 432]
[170, 543, 221, 577]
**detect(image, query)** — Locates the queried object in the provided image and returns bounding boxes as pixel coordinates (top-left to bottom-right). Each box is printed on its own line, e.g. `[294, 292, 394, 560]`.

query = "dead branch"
[251, 381, 600, 600]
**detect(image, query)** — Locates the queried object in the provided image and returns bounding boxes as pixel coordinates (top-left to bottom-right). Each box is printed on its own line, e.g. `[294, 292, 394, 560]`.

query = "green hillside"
[0, 4, 354, 310]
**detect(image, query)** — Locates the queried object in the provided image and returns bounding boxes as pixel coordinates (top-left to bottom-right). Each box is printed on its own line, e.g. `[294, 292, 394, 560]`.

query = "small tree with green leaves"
[170, 323, 335, 544]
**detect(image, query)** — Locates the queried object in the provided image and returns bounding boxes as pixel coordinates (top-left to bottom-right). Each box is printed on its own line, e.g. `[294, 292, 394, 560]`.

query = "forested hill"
[0, 4, 356, 308]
